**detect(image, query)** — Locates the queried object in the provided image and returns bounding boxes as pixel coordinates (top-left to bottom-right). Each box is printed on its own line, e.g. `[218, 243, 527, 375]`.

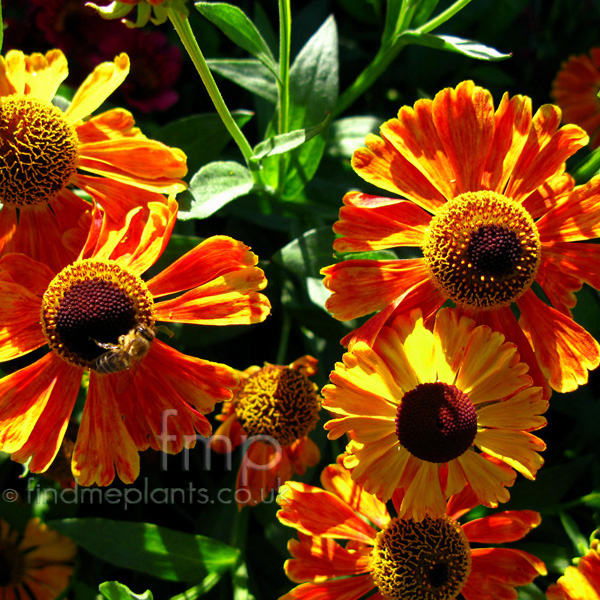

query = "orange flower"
[212, 356, 321, 507]
[276, 457, 546, 600]
[323, 307, 547, 520]
[552, 48, 600, 149]
[0, 199, 271, 486]
[0, 48, 187, 271]
[321, 80, 600, 396]
[546, 538, 600, 600]
[0, 517, 76, 600]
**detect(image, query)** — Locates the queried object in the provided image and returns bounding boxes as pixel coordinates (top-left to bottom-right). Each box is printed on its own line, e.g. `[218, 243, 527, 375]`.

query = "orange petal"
[0, 353, 73, 454]
[463, 510, 541, 543]
[0, 205, 18, 257]
[236, 441, 292, 507]
[0, 253, 55, 294]
[320, 457, 389, 530]
[352, 128, 447, 213]
[75, 108, 148, 143]
[0, 52, 20, 95]
[286, 533, 371, 583]
[147, 236, 261, 296]
[321, 258, 429, 321]
[333, 192, 431, 252]
[537, 175, 600, 242]
[505, 104, 588, 203]
[153, 269, 271, 325]
[445, 484, 480, 520]
[72, 373, 140, 486]
[483, 91, 532, 193]
[0, 280, 45, 360]
[541, 241, 600, 295]
[288, 437, 320, 476]
[11, 360, 81, 473]
[276, 481, 377, 544]
[279, 575, 375, 600]
[521, 170, 573, 219]
[431, 80, 496, 194]
[142, 339, 237, 414]
[517, 289, 600, 392]
[65, 53, 130, 124]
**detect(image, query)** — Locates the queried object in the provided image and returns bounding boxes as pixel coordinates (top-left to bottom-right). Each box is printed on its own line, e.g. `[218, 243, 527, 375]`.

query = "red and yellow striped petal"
[333, 193, 430, 252]
[322, 258, 429, 321]
[277, 482, 378, 544]
[517, 289, 600, 392]
[279, 575, 375, 600]
[463, 510, 541, 544]
[72, 373, 140, 486]
[0, 353, 74, 454]
[285, 533, 371, 583]
[147, 236, 262, 297]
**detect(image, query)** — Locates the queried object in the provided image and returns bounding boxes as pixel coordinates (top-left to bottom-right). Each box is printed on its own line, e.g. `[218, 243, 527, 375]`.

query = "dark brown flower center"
[0, 94, 79, 208]
[370, 515, 471, 600]
[422, 191, 540, 309]
[41, 259, 155, 369]
[395, 382, 477, 463]
[235, 365, 321, 446]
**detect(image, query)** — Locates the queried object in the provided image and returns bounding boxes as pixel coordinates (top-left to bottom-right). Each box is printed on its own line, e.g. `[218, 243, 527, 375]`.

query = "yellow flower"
[323, 308, 547, 520]
[0, 518, 76, 600]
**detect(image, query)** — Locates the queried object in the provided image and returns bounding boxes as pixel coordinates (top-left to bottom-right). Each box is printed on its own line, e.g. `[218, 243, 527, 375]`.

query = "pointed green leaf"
[48, 519, 239, 583]
[166, 574, 221, 600]
[0, 2, 4, 54]
[326, 116, 381, 158]
[182, 161, 254, 220]
[262, 16, 339, 199]
[207, 59, 277, 103]
[252, 113, 332, 160]
[99, 582, 153, 600]
[195, 2, 278, 78]
[399, 32, 511, 61]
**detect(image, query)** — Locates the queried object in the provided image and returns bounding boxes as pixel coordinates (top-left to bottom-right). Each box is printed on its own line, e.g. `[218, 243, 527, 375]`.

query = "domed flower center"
[235, 365, 321, 446]
[370, 515, 471, 600]
[395, 382, 477, 463]
[0, 538, 24, 587]
[422, 191, 540, 309]
[41, 259, 155, 370]
[0, 94, 79, 208]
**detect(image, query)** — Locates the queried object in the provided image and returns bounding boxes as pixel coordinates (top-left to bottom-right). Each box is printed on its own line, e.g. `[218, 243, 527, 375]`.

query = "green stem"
[276, 308, 292, 366]
[416, 0, 473, 34]
[334, 0, 473, 116]
[277, 0, 292, 194]
[168, 8, 261, 183]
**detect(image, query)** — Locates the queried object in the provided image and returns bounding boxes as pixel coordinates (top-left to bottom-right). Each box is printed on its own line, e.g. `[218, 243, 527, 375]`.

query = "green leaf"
[252, 112, 332, 160]
[182, 161, 254, 220]
[571, 146, 600, 184]
[559, 511, 589, 556]
[262, 15, 339, 199]
[0, 2, 4, 54]
[48, 519, 239, 583]
[195, 2, 278, 79]
[272, 227, 336, 279]
[207, 59, 278, 104]
[99, 582, 153, 600]
[399, 32, 512, 61]
[167, 574, 221, 600]
[157, 112, 253, 177]
[326, 116, 381, 158]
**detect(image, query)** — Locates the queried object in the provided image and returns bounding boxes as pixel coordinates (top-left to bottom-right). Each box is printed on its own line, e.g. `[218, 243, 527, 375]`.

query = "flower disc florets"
[0, 95, 79, 208]
[41, 260, 155, 369]
[422, 191, 541, 309]
[395, 382, 477, 463]
[370, 515, 471, 600]
[235, 365, 320, 446]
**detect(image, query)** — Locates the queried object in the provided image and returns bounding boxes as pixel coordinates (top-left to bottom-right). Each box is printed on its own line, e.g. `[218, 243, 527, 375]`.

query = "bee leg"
[91, 338, 120, 351]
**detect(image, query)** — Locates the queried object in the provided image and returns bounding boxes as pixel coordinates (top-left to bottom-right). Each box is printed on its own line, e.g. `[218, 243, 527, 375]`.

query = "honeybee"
[92, 324, 156, 374]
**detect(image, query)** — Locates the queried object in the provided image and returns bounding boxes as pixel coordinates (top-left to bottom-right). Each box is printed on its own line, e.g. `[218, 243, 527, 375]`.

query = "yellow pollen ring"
[422, 191, 541, 310]
[0, 94, 79, 208]
[370, 515, 471, 600]
[41, 259, 155, 369]
[234, 365, 321, 446]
